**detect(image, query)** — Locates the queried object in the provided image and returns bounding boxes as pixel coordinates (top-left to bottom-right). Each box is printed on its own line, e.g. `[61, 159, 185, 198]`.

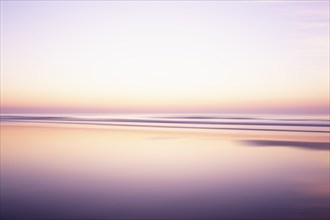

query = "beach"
[1, 114, 329, 220]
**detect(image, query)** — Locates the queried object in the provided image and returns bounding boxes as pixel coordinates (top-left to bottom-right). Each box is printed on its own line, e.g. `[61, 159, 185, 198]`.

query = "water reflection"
[1, 114, 329, 220]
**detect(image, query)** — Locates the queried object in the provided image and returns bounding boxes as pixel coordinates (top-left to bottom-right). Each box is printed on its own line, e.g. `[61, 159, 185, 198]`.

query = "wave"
[1, 114, 329, 133]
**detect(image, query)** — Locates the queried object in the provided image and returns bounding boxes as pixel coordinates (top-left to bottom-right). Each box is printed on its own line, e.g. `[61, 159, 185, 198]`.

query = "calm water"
[1, 114, 329, 220]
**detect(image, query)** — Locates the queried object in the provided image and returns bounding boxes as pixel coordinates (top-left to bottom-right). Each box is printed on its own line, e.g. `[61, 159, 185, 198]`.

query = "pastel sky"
[1, 1, 329, 114]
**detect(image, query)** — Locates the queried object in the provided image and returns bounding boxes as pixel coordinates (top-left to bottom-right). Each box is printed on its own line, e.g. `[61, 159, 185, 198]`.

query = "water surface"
[1, 114, 329, 220]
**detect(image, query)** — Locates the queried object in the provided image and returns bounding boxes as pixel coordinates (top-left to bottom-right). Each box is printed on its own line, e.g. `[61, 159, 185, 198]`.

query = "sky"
[1, 0, 329, 114]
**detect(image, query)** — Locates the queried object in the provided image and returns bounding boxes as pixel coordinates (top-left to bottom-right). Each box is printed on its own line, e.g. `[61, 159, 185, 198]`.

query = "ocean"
[1, 113, 329, 220]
